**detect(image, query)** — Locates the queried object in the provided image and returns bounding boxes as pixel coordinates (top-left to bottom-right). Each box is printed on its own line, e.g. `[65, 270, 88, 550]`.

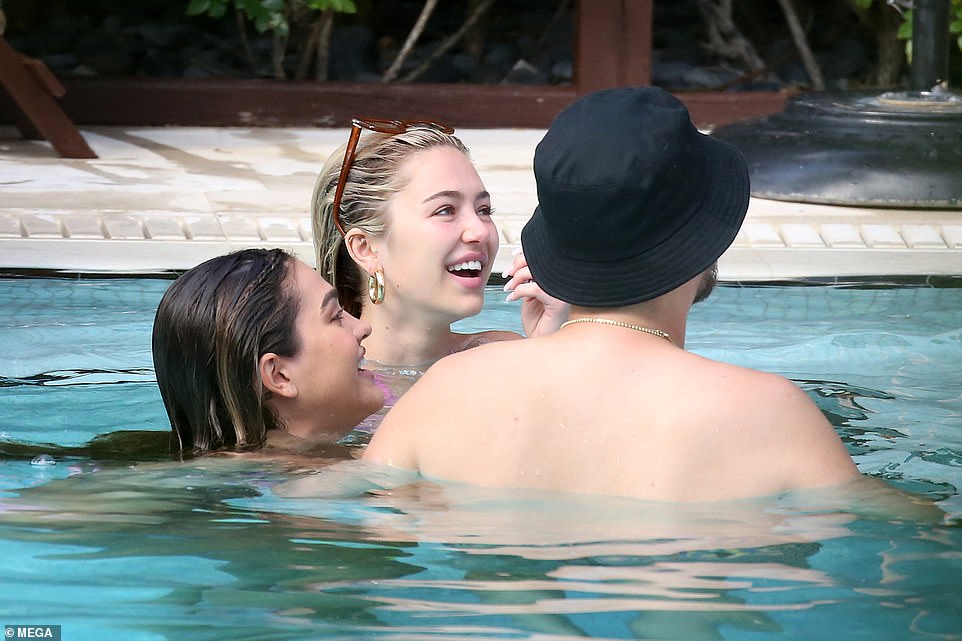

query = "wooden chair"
[0, 35, 96, 158]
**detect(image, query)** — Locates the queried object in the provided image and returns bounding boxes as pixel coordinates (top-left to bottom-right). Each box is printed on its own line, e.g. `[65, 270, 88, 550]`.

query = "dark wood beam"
[0, 77, 789, 131]
[677, 90, 791, 130]
[575, 0, 653, 94]
[48, 78, 575, 130]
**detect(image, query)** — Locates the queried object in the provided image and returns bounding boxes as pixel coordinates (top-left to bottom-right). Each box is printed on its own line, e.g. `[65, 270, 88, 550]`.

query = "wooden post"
[0, 35, 97, 158]
[575, 0, 653, 95]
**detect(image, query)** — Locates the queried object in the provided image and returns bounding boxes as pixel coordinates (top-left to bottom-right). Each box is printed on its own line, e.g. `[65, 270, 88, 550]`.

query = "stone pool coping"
[1, 125, 960, 279]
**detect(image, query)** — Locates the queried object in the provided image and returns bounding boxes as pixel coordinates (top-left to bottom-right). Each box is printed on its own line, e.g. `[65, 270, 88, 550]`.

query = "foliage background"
[3, 0, 960, 89]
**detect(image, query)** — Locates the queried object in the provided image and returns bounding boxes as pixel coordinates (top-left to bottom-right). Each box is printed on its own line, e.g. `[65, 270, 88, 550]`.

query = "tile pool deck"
[1, 125, 960, 280]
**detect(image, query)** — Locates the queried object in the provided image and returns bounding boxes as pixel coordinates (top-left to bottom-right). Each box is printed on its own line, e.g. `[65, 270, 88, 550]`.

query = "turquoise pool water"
[1, 277, 961, 640]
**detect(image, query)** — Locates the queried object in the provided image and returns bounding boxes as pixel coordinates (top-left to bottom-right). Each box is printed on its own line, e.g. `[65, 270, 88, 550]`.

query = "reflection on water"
[797, 378, 894, 424]
[0, 368, 155, 388]
[1, 279, 961, 639]
[2, 458, 960, 640]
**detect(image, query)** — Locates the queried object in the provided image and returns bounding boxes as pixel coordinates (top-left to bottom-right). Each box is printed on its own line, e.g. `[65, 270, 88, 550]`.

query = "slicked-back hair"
[152, 249, 299, 455]
[311, 126, 469, 317]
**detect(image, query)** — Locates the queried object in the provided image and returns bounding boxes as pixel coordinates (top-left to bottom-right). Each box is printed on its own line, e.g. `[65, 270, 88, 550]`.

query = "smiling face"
[373, 145, 498, 324]
[279, 261, 385, 440]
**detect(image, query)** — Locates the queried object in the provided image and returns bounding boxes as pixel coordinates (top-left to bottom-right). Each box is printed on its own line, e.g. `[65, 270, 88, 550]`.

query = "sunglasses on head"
[331, 117, 455, 236]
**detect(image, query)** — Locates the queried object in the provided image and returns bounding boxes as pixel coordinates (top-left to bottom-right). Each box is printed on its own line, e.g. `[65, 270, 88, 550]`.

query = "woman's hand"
[502, 249, 569, 337]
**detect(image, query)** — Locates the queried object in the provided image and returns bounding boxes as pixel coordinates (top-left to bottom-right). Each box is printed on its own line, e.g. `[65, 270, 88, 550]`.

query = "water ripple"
[0, 368, 155, 387]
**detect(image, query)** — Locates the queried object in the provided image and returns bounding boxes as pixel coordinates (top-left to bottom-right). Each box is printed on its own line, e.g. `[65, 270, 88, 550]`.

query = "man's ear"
[259, 353, 297, 399]
[345, 231, 380, 276]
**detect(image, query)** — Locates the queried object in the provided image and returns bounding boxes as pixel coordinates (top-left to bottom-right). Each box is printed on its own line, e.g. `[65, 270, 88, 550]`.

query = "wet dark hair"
[152, 249, 299, 455]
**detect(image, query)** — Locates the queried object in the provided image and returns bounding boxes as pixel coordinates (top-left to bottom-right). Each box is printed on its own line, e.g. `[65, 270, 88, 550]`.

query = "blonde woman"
[312, 118, 565, 371]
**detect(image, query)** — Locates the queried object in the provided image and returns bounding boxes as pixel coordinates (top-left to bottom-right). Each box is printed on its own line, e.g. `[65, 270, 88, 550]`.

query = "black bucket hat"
[521, 86, 750, 307]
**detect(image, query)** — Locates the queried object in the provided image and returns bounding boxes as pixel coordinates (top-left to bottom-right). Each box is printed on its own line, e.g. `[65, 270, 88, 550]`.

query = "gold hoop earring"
[368, 269, 385, 305]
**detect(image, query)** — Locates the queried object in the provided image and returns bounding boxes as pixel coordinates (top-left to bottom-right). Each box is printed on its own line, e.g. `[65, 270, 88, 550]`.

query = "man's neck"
[569, 291, 691, 348]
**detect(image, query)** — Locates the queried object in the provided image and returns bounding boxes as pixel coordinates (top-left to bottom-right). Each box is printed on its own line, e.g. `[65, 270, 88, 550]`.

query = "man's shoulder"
[682, 356, 817, 423]
[401, 340, 516, 402]
[441, 332, 531, 371]
[698, 360, 835, 438]
[454, 329, 523, 353]
[686, 352, 789, 389]
[365, 337, 524, 467]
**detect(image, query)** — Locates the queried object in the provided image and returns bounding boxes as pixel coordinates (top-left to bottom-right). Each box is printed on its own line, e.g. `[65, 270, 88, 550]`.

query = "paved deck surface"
[1, 126, 960, 280]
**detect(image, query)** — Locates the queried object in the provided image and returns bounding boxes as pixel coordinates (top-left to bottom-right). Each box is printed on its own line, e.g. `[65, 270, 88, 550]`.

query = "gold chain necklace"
[560, 317, 673, 344]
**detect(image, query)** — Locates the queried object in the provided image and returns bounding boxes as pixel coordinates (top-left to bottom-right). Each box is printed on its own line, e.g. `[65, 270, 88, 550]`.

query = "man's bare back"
[365, 86, 859, 501]
[365, 317, 857, 501]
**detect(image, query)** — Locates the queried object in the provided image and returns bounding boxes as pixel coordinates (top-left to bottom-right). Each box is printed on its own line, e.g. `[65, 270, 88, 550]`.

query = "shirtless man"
[363, 86, 859, 502]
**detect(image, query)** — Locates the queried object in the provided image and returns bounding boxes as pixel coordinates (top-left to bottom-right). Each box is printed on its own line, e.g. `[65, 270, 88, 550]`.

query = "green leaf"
[270, 12, 289, 36]
[896, 11, 913, 40]
[950, 19, 962, 34]
[186, 0, 230, 18]
[855, 0, 873, 9]
[209, 2, 228, 18]
[235, 0, 265, 16]
[306, 0, 357, 12]
[252, 14, 271, 32]
[185, 0, 211, 16]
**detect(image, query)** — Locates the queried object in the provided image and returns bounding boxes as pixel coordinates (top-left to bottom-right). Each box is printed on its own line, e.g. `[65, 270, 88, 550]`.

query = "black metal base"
[712, 90, 962, 209]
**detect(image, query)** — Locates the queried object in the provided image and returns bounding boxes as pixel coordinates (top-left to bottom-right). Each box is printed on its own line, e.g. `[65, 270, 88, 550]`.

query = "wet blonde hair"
[311, 126, 470, 317]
